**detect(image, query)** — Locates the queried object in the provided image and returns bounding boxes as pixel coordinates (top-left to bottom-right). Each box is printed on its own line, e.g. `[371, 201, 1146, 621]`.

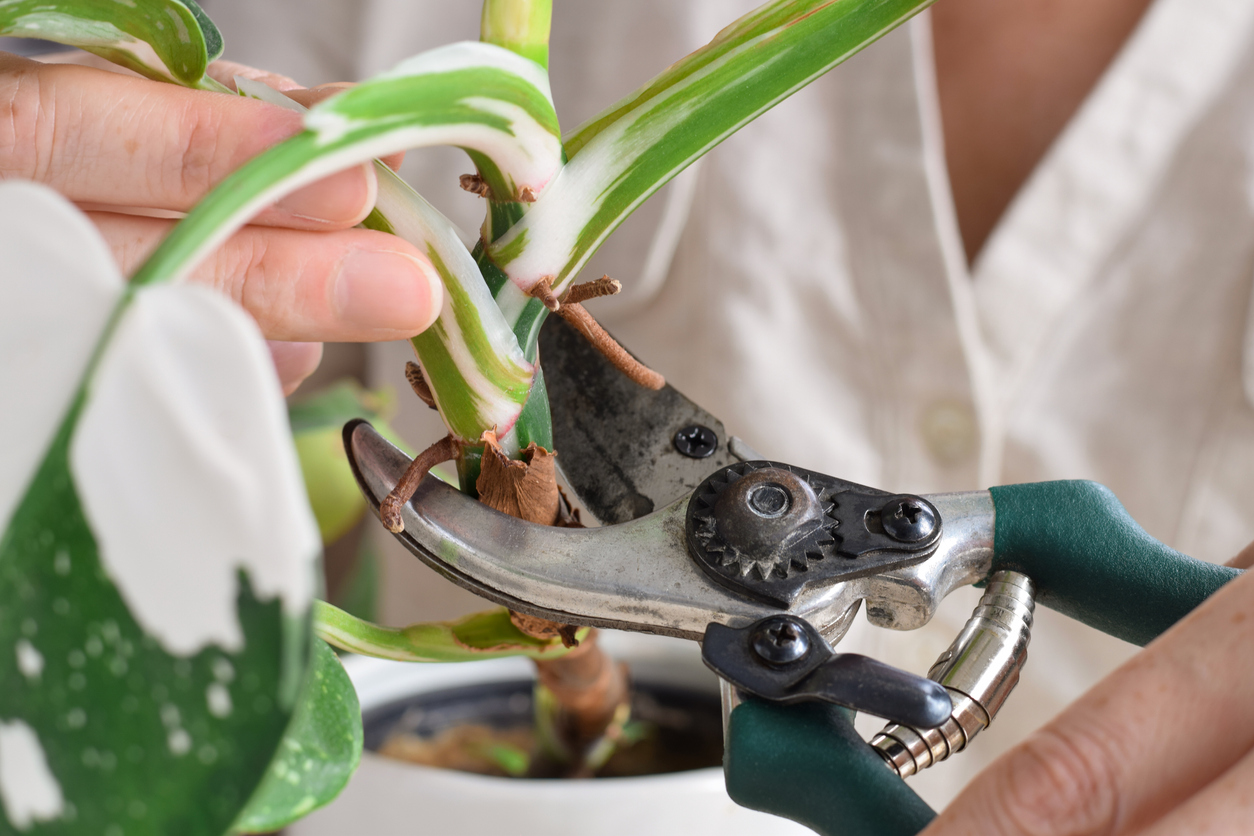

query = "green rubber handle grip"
[989, 480, 1239, 647]
[725, 480, 1241, 835]
[725, 700, 936, 836]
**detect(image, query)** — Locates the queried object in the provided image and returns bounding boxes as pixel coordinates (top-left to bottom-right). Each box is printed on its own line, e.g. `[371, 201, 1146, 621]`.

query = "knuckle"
[993, 725, 1124, 836]
[205, 228, 259, 307]
[0, 61, 54, 182]
[170, 100, 229, 202]
[212, 230, 294, 336]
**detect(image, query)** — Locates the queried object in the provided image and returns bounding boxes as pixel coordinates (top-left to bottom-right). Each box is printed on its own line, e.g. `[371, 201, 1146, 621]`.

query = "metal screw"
[880, 498, 937, 543]
[674, 425, 718, 459]
[747, 483, 791, 518]
[750, 616, 811, 665]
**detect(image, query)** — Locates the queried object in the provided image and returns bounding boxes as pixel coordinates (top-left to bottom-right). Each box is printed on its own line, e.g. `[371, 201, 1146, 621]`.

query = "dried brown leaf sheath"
[459, 173, 492, 198]
[510, 612, 581, 648]
[475, 431, 561, 526]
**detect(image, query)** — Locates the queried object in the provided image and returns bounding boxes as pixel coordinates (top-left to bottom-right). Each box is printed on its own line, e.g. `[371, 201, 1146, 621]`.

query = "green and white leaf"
[314, 602, 578, 663]
[371, 167, 535, 444]
[485, 0, 936, 349]
[474, 0, 556, 243]
[0, 181, 318, 835]
[236, 74, 538, 445]
[233, 639, 362, 834]
[0, 0, 225, 88]
[136, 43, 559, 444]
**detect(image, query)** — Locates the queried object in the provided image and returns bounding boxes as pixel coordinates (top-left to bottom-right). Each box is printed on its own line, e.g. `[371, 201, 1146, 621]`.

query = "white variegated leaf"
[0, 180, 122, 535]
[0, 183, 317, 835]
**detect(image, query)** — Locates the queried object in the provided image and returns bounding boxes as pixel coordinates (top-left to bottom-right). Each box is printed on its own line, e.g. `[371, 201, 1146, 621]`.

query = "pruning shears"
[343, 317, 1240, 836]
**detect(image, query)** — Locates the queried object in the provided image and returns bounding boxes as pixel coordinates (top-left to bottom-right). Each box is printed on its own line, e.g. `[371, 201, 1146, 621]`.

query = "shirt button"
[920, 399, 977, 466]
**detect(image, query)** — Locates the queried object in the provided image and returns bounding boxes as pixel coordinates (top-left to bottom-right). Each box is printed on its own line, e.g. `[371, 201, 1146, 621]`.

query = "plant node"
[517, 185, 538, 203]
[528, 276, 562, 312]
[459, 173, 493, 198]
[404, 361, 437, 409]
[557, 303, 665, 390]
[380, 434, 460, 533]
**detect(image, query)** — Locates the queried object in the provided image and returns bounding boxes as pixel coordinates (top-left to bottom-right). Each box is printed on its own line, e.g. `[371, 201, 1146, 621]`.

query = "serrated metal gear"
[685, 461, 942, 607]
[689, 463, 840, 584]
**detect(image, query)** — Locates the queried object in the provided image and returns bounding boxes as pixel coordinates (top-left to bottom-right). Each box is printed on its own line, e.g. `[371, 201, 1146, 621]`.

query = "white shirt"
[206, 0, 1254, 809]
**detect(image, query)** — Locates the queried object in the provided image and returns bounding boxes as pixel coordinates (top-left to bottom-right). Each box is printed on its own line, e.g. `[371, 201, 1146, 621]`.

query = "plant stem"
[476, 0, 559, 244]
[480, 0, 553, 69]
[196, 74, 235, 94]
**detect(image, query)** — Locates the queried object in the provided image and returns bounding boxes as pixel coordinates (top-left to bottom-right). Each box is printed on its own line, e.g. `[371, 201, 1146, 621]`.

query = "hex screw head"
[880, 498, 937, 543]
[750, 616, 811, 666]
[674, 425, 718, 459]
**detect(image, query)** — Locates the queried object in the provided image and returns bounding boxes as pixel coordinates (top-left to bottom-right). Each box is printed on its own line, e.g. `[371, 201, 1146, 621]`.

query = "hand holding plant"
[0, 51, 442, 392]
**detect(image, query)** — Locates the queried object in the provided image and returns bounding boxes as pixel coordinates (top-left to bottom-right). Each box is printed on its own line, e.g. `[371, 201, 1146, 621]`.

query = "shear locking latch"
[686, 461, 942, 607]
[702, 615, 952, 729]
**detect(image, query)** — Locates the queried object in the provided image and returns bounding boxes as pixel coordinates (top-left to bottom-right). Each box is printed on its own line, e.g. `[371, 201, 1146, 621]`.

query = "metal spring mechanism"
[871, 571, 1035, 778]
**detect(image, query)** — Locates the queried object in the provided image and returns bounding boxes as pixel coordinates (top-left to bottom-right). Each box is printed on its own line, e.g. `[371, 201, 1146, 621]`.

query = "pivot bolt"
[674, 425, 718, 458]
[750, 616, 811, 666]
[881, 498, 937, 543]
[747, 483, 791, 518]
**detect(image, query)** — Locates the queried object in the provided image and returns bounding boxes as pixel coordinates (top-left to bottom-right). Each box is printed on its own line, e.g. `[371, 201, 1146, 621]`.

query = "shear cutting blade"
[343, 419, 856, 639]
[540, 316, 741, 524]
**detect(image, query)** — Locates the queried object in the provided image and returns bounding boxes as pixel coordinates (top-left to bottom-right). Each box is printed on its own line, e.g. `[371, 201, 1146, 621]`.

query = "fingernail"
[276, 163, 373, 225]
[333, 249, 442, 334]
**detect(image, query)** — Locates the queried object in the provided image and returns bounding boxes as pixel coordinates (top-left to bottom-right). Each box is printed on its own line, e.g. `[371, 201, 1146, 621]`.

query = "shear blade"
[540, 315, 742, 524]
[343, 419, 855, 640]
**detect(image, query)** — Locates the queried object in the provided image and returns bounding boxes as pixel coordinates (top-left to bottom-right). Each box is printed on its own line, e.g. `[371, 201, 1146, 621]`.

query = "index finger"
[0, 53, 374, 228]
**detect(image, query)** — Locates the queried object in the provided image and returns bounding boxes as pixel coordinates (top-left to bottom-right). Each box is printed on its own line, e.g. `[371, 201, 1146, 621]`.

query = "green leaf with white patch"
[0, 182, 318, 835]
[474, 0, 556, 243]
[485, 0, 936, 348]
[232, 639, 362, 833]
[0, 0, 225, 89]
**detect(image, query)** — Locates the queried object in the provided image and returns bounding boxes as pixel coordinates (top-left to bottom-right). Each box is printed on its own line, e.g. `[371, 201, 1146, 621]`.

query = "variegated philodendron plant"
[0, 0, 934, 832]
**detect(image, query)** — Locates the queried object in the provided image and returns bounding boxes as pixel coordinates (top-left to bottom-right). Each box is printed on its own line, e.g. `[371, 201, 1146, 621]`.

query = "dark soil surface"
[366, 680, 724, 779]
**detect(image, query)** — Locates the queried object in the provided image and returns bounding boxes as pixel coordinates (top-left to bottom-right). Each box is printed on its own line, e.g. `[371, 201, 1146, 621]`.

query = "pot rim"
[342, 630, 729, 787]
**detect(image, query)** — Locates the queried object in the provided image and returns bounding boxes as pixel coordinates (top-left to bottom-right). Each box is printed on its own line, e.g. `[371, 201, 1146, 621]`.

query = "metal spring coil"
[872, 570, 1035, 778]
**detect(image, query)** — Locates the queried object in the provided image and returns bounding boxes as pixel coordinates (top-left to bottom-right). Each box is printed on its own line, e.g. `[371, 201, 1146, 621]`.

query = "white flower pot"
[290, 632, 812, 836]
